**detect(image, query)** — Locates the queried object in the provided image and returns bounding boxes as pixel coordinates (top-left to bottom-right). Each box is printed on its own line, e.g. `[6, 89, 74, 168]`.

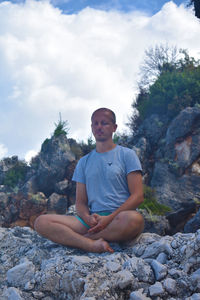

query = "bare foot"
[90, 238, 114, 253]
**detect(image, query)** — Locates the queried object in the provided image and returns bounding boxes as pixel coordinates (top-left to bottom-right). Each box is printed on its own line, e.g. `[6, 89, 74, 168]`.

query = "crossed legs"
[34, 211, 144, 253]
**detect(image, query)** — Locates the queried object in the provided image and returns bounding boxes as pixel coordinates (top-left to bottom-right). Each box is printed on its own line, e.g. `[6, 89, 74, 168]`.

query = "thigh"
[37, 214, 89, 235]
[88, 210, 144, 242]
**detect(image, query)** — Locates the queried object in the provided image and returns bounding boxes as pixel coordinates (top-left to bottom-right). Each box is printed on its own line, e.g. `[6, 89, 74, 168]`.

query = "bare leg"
[34, 214, 114, 253]
[85, 211, 144, 242]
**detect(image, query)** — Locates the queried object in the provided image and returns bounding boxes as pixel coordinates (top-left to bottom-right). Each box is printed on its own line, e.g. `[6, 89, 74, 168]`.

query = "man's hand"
[84, 214, 98, 227]
[87, 214, 112, 234]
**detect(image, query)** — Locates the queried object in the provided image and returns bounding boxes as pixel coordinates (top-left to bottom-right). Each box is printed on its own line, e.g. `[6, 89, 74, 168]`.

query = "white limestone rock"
[123, 257, 154, 283]
[149, 282, 165, 297]
[2, 287, 23, 300]
[163, 278, 177, 295]
[129, 289, 151, 300]
[151, 260, 168, 280]
[6, 258, 35, 288]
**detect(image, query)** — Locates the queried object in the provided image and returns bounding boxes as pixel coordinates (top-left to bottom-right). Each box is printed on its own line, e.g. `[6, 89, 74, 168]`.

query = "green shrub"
[80, 136, 96, 156]
[3, 161, 29, 188]
[53, 113, 69, 137]
[139, 185, 171, 215]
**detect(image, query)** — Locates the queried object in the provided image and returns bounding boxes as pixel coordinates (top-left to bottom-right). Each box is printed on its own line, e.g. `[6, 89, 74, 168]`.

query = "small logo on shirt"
[108, 162, 112, 166]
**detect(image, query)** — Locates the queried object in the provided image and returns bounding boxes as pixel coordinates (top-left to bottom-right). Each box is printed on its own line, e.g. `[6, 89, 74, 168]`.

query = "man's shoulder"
[116, 145, 135, 155]
[78, 149, 95, 163]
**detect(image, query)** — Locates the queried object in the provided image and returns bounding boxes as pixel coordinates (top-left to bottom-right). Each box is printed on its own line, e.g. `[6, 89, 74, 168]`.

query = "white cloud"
[0, 144, 8, 159]
[0, 1, 199, 159]
[25, 149, 38, 163]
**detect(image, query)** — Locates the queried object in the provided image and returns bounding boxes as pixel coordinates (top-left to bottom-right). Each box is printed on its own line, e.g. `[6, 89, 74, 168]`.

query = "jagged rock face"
[0, 226, 200, 300]
[0, 107, 199, 234]
[26, 134, 76, 197]
[133, 107, 200, 232]
[184, 208, 200, 233]
[0, 156, 19, 184]
[0, 192, 48, 228]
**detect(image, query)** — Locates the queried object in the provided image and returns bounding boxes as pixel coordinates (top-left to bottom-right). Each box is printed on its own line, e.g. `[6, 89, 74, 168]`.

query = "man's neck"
[95, 141, 116, 153]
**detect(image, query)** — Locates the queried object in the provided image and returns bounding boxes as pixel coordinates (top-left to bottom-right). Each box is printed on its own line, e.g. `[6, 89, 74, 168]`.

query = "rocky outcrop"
[24, 134, 76, 197]
[0, 107, 199, 234]
[133, 106, 200, 233]
[0, 134, 77, 227]
[0, 226, 200, 300]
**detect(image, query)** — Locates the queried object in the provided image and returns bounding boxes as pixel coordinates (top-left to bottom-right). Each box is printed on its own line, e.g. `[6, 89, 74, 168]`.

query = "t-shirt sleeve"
[124, 148, 142, 175]
[72, 157, 86, 184]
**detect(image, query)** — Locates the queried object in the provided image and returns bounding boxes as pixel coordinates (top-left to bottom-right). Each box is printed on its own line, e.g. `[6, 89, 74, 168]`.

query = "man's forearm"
[109, 193, 144, 220]
[76, 202, 90, 220]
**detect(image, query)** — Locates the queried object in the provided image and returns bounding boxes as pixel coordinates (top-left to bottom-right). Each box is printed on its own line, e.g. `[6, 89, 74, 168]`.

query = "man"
[34, 108, 144, 253]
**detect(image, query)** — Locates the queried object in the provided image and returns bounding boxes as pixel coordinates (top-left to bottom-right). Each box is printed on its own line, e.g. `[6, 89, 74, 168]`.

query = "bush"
[130, 49, 200, 129]
[3, 160, 29, 188]
[53, 113, 69, 137]
[139, 185, 171, 215]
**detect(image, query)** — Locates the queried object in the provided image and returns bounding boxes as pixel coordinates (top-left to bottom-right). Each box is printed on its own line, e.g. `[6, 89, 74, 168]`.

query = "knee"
[117, 211, 144, 231]
[34, 214, 48, 233]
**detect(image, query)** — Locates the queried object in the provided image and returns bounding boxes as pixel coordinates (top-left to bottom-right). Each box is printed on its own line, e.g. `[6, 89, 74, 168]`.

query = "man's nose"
[96, 122, 102, 128]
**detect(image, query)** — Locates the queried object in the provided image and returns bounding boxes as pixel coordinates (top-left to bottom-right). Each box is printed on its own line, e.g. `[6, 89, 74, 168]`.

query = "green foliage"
[131, 48, 200, 127]
[80, 136, 96, 156]
[41, 138, 50, 152]
[3, 160, 29, 188]
[139, 185, 171, 215]
[68, 138, 83, 159]
[113, 133, 120, 144]
[53, 113, 69, 137]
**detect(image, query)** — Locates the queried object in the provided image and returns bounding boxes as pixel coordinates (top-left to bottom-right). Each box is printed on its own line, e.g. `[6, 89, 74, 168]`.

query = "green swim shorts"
[75, 212, 111, 229]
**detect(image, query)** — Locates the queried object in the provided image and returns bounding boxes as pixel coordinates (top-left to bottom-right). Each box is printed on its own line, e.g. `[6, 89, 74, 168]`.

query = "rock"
[0, 192, 47, 228]
[55, 179, 69, 195]
[7, 258, 35, 288]
[129, 289, 151, 300]
[151, 260, 168, 280]
[140, 208, 170, 235]
[151, 161, 198, 212]
[149, 282, 165, 297]
[163, 278, 177, 295]
[25, 134, 75, 197]
[1, 227, 200, 299]
[123, 257, 154, 283]
[156, 252, 168, 264]
[115, 270, 134, 289]
[184, 208, 200, 233]
[186, 294, 200, 300]
[166, 107, 200, 146]
[47, 193, 68, 214]
[2, 287, 23, 300]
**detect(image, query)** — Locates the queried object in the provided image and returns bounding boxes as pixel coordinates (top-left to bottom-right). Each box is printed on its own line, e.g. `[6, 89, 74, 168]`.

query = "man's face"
[91, 111, 117, 142]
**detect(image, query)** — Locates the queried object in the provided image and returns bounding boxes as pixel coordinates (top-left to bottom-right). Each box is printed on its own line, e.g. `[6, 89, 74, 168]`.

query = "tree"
[139, 44, 181, 89]
[188, 0, 200, 19]
[129, 46, 200, 128]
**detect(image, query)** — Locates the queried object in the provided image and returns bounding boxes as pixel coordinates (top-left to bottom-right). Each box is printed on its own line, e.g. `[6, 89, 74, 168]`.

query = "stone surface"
[0, 227, 200, 299]
[184, 208, 200, 233]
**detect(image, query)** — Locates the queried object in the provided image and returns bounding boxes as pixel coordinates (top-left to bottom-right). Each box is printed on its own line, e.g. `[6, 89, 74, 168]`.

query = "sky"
[0, 0, 199, 162]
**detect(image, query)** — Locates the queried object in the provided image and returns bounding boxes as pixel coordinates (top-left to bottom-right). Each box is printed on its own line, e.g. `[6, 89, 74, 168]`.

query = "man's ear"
[113, 124, 118, 132]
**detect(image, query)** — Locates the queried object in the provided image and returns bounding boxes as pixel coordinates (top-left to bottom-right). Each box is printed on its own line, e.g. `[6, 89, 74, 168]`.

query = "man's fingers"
[88, 224, 101, 233]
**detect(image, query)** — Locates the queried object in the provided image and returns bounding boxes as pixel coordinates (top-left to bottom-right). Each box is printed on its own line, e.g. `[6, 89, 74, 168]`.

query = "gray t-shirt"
[72, 145, 142, 213]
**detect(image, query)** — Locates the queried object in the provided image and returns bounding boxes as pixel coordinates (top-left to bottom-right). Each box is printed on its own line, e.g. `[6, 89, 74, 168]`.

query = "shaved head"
[91, 108, 116, 124]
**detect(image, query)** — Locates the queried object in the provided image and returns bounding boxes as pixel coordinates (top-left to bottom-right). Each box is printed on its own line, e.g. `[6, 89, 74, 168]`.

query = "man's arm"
[75, 182, 98, 227]
[88, 171, 143, 233]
